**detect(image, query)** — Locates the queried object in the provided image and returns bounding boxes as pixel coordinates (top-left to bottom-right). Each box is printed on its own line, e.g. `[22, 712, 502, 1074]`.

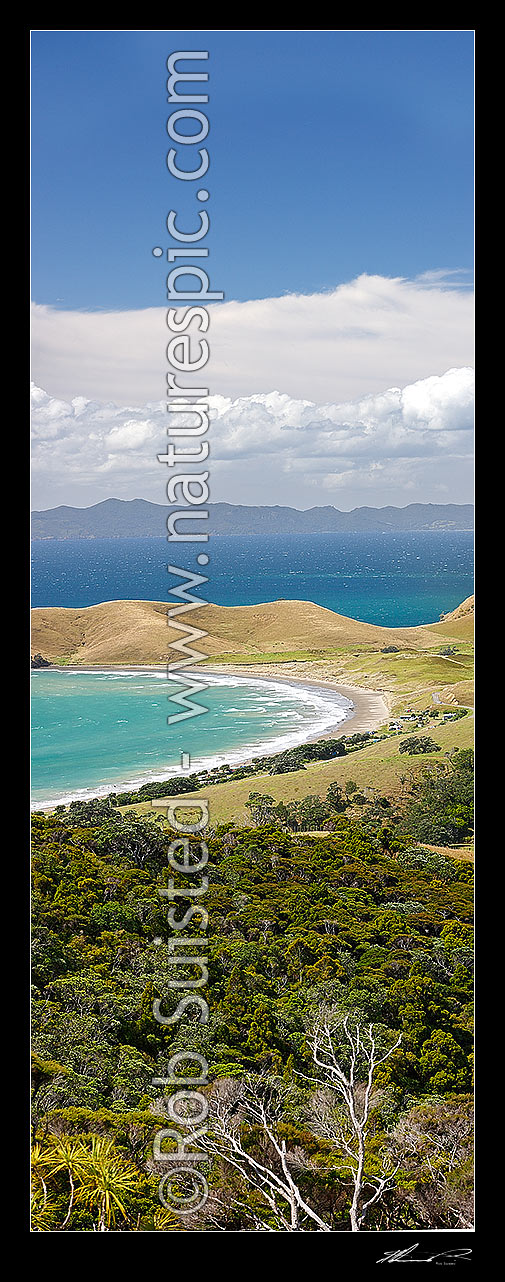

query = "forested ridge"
[31, 749, 474, 1232]
[31, 498, 474, 539]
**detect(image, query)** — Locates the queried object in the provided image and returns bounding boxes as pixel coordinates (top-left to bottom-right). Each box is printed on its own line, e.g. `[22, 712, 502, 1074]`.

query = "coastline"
[198, 665, 390, 738]
[35, 661, 390, 737]
[31, 665, 390, 810]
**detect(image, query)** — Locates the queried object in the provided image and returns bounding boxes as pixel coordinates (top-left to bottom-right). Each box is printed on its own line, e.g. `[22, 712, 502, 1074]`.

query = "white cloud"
[31, 367, 474, 510]
[31, 272, 474, 407]
[103, 419, 157, 452]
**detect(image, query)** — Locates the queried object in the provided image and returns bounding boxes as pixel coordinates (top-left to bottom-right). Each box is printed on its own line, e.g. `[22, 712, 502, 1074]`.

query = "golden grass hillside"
[439, 594, 474, 621]
[121, 711, 474, 830]
[31, 595, 474, 667]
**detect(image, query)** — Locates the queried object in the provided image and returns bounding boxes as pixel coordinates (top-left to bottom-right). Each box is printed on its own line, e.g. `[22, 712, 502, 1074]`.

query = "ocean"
[31, 531, 474, 626]
[31, 530, 473, 806]
[31, 669, 352, 807]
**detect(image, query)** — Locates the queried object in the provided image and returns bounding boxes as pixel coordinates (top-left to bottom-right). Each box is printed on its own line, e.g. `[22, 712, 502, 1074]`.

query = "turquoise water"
[31, 531, 473, 806]
[31, 669, 352, 807]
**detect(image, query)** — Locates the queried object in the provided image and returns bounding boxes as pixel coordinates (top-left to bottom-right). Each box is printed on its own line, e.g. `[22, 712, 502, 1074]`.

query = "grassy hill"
[31, 595, 474, 666]
[123, 711, 474, 830]
[32, 594, 473, 833]
[31, 595, 474, 718]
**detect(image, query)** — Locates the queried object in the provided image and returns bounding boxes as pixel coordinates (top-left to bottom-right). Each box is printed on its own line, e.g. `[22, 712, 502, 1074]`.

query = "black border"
[26, 27, 480, 1255]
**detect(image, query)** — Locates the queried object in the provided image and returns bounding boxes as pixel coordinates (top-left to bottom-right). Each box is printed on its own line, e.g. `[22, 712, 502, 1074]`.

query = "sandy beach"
[199, 666, 390, 738]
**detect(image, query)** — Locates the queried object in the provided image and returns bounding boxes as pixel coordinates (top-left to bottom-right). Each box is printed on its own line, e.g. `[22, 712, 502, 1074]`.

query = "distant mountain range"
[31, 498, 474, 539]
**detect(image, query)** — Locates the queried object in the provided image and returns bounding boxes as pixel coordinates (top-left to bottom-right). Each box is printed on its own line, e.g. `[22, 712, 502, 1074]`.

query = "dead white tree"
[306, 1016, 402, 1231]
[196, 1017, 402, 1232]
[201, 1077, 332, 1232]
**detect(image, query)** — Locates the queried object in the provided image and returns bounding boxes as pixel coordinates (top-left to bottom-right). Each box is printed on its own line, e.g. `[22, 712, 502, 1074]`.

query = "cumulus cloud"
[31, 273, 474, 407]
[31, 367, 474, 510]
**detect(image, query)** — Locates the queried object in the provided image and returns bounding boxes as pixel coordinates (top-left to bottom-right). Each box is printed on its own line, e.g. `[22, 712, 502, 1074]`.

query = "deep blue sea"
[31, 531, 474, 627]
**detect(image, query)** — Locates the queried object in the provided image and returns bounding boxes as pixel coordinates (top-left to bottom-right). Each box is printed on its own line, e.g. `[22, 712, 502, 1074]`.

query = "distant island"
[31, 498, 474, 539]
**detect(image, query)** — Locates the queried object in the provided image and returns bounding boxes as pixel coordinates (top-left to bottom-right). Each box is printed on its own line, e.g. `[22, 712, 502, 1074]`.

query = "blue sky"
[31, 29, 474, 310]
[31, 31, 474, 509]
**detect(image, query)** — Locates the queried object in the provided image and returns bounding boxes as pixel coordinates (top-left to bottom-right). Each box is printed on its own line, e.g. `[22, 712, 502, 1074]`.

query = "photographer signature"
[376, 1245, 472, 1264]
